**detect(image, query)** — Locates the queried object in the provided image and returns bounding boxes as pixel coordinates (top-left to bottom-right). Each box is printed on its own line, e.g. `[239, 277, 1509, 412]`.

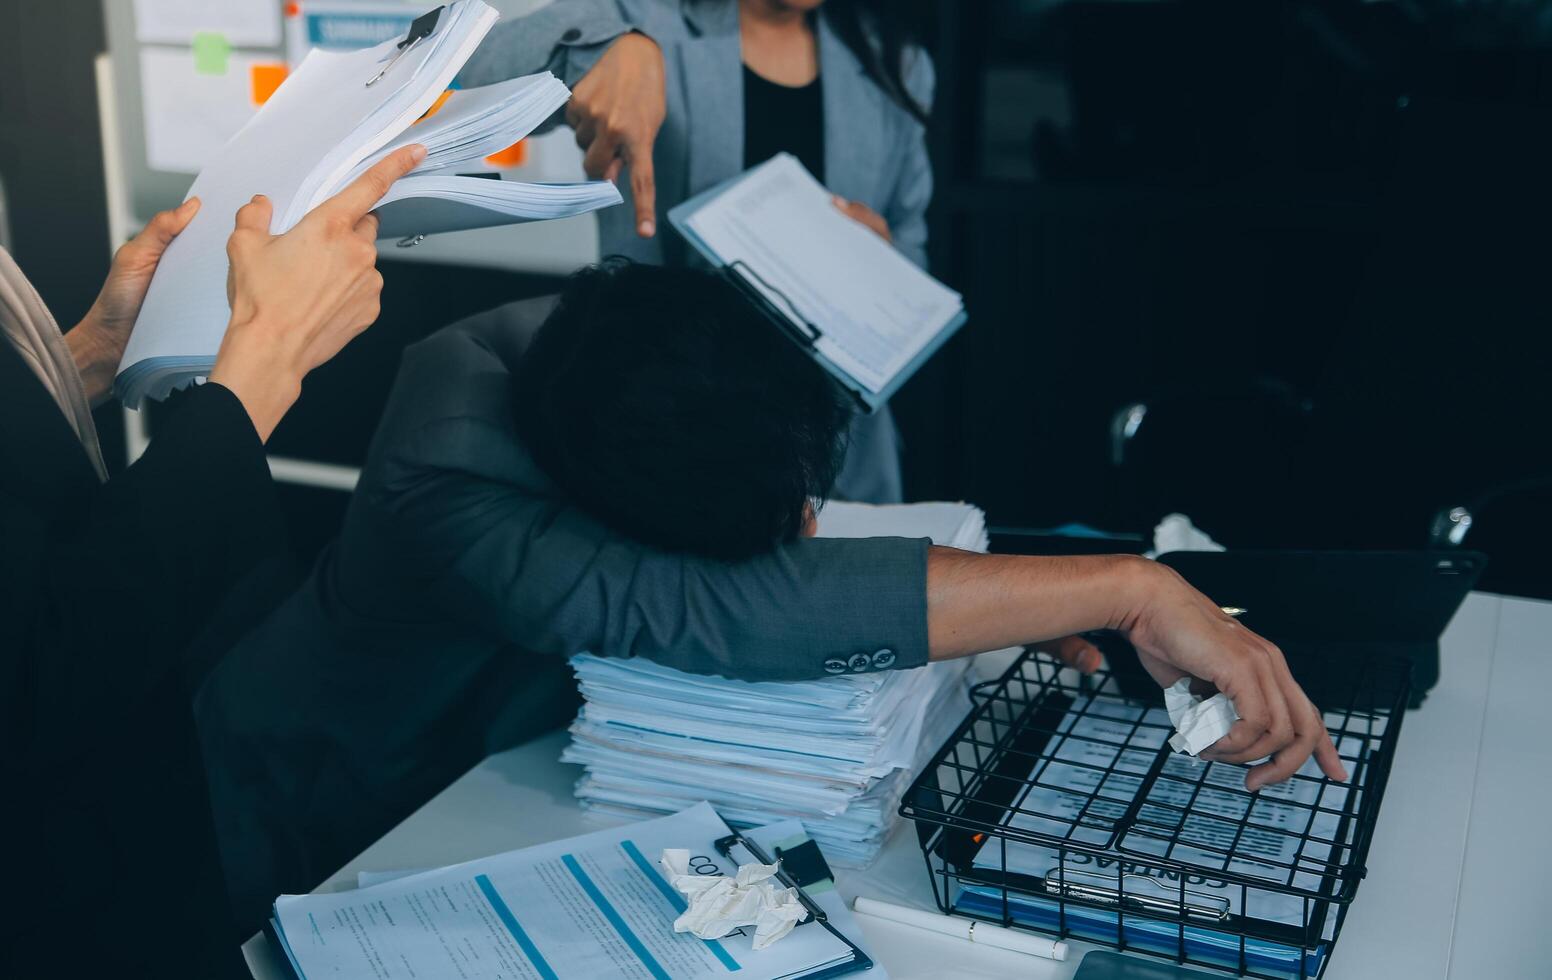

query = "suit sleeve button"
[848, 652, 871, 672]
[823, 658, 848, 675]
[871, 649, 896, 669]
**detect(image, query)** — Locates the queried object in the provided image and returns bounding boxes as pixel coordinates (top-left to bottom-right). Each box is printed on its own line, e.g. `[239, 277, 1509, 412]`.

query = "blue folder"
[667, 167, 968, 414]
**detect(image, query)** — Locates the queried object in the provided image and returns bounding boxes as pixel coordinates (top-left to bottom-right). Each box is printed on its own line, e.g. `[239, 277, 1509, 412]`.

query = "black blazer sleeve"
[1, 375, 284, 770]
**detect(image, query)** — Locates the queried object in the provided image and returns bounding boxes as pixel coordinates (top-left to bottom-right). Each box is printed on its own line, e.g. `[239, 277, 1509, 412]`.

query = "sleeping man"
[198, 259, 1345, 931]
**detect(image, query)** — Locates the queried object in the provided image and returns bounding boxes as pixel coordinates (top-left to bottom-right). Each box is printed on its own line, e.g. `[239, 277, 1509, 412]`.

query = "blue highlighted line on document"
[563, 853, 673, 980]
[475, 873, 560, 980]
[621, 839, 742, 972]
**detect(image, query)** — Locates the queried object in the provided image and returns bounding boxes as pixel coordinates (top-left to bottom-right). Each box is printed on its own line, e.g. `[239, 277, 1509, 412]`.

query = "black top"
[743, 64, 825, 183]
[0, 337, 287, 978]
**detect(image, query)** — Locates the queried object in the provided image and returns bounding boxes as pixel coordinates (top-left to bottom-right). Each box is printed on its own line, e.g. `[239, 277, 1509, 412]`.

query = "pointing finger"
[627, 138, 656, 237]
[317, 144, 426, 225]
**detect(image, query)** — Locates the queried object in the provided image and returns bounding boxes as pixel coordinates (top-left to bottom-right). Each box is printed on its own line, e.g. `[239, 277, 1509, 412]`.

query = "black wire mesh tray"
[899, 647, 1410, 978]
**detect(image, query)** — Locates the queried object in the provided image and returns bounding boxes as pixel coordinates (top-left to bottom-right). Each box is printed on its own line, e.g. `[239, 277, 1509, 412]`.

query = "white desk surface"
[245, 592, 1548, 979]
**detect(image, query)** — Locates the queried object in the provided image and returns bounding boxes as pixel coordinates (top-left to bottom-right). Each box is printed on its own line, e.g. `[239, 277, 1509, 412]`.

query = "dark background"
[3, 0, 1548, 597]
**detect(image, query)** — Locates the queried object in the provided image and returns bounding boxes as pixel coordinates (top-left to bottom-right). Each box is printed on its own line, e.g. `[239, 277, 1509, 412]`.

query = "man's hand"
[1120, 560, 1348, 791]
[924, 549, 1345, 791]
[67, 197, 202, 404]
[567, 32, 665, 238]
[1034, 634, 1103, 674]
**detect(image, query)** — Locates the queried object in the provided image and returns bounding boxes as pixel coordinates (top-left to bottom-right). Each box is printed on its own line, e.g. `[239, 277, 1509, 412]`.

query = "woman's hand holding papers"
[66, 197, 202, 405]
[925, 550, 1347, 791]
[831, 196, 892, 243]
[209, 144, 426, 441]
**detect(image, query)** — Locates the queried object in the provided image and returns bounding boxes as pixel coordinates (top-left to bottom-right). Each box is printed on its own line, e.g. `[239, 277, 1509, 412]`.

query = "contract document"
[669, 153, 965, 410]
[271, 803, 872, 980]
[958, 695, 1362, 977]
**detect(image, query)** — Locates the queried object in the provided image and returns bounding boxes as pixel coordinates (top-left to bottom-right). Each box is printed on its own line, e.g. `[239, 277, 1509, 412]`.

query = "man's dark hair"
[511, 259, 854, 561]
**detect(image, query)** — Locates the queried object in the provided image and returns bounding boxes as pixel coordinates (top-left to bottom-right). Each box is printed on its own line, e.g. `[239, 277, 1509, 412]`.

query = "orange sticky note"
[250, 63, 288, 106]
[485, 140, 528, 168]
[418, 89, 454, 122]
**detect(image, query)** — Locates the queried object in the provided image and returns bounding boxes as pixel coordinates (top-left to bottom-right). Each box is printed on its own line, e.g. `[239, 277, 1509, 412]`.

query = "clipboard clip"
[724, 260, 823, 349]
[713, 827, 873, 972]
[366, 5, 445, 87]
[714, 830, 825, 927]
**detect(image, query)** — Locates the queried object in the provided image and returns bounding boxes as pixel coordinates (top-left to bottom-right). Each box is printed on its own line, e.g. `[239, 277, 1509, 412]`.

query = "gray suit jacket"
[458, 0, 936, 269]
[198, 299, 930, 927]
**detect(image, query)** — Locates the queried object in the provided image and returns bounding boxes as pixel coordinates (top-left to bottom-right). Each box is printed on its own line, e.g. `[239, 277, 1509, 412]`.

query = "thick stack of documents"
[270, 803, 876, 980]
[563, 502, 986, 866]
[119, 0, 621, 405]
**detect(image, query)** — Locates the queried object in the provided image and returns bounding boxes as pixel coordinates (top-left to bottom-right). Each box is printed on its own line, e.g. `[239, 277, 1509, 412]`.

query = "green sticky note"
[192, 32, 231, 76]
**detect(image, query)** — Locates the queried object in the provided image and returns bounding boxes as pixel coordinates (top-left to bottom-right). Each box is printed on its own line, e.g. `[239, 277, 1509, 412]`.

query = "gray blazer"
[459, 0, 936, 269]
[198, 299, 931, 926]
[460, 0, 934, 501]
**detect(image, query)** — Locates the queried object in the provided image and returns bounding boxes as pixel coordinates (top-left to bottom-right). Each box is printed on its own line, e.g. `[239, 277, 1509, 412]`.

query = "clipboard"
[668, 167, 968, 415]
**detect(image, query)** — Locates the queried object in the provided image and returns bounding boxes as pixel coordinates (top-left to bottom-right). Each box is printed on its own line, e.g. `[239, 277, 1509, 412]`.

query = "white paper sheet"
[121, 0, 500, 404]
[273, 802, 858, 980]
[132, 0, 281, 47]
[683, 153, 963, 395]
[138, 47, 262, 174]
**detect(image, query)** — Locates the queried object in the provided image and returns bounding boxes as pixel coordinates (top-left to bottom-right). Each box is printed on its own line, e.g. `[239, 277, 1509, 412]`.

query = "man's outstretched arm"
[926, 548, 1347, 791]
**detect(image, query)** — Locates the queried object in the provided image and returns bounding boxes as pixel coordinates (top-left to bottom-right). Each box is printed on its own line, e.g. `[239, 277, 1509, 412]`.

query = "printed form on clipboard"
[669, 153, 966, 412]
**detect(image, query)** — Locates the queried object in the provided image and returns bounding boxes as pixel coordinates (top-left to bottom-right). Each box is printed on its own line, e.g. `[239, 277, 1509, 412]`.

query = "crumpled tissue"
[660, 849, 807, 950]
[1163, 678, 1240, 755]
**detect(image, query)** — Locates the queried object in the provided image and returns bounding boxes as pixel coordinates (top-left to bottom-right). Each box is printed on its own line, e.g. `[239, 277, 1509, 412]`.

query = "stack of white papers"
[118, 0, 621, 406]
[562, 502, 987, 866]
[271, 803, 877, 980]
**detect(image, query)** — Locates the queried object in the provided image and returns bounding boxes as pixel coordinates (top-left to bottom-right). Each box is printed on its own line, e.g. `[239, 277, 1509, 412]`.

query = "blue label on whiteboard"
[305, 14, 415, 49]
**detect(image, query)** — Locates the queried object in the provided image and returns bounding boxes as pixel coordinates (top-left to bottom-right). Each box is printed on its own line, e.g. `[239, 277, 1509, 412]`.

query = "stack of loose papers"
[118, 0, 621, 406]
[563, 502, 987, 866]
[270, 802, 876, 980]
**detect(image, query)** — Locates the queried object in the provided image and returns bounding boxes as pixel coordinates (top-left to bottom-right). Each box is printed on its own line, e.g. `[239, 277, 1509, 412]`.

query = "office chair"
[1430, 477, 1552, 600]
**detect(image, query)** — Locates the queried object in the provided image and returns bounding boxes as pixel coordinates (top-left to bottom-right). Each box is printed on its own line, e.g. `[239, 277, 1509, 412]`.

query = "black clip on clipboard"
[714, 829, 875, 976]
[721, 261, 873, 414]
[366, 5, 445, 87]
[723, 260, 822, 348]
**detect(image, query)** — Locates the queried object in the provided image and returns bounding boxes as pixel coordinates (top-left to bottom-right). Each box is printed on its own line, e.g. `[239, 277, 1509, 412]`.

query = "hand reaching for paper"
[209, 144, 427, 441]
[926, 550, 1347, 793]
[1121, 560, 1348, 791]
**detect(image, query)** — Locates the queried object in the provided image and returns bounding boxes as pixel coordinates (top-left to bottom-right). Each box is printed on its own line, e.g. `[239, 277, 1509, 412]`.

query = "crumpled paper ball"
[660, 849, 807, 950]
[1163, 677, 1240, 756]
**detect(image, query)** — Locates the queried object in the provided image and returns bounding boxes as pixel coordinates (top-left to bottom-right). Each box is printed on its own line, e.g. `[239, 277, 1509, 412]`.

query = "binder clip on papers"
[368, 6, 445, 86]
